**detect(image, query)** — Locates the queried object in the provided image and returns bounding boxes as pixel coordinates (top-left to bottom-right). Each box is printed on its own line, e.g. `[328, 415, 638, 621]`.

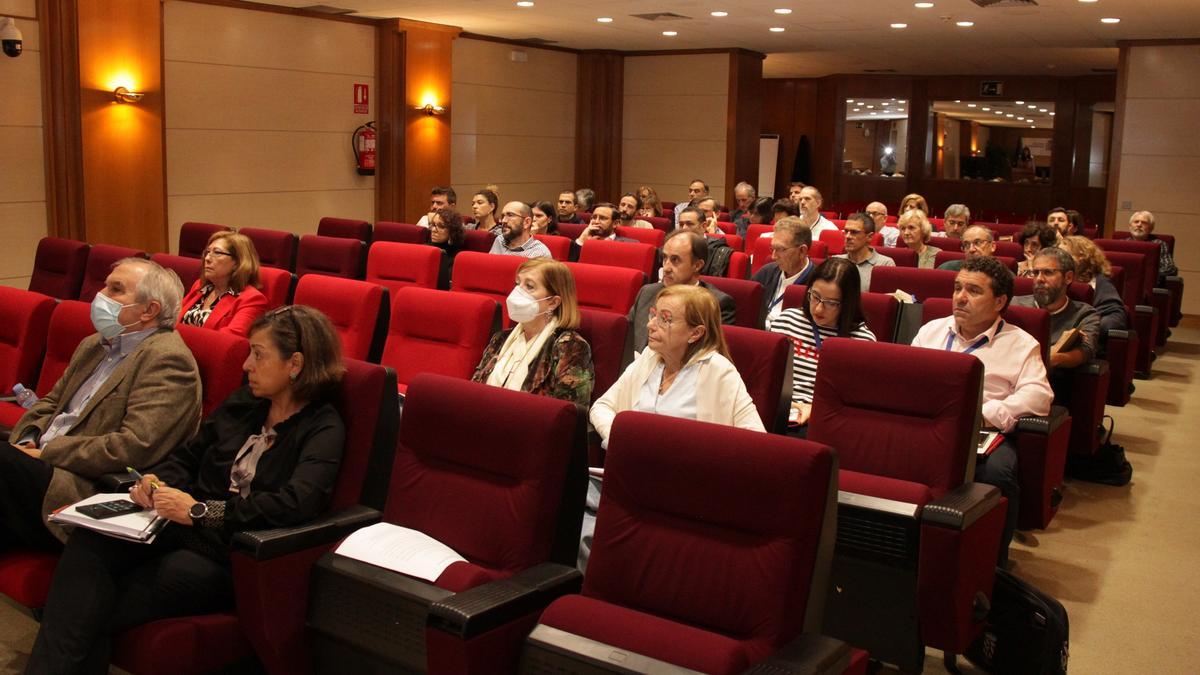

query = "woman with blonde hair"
[899, 193, 929, 216]
[179, 231, 268, 336]
[472, 259, 594, 406]
[897, 209, 938, 269]
[1059, 235, 1128, 337]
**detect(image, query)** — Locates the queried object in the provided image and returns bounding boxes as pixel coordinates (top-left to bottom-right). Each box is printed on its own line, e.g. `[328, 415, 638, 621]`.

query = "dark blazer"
[1092, 274, 1130, 338]
[752, 259, 815, 317]
[471, 328, 595, 406]
[628, 281, 737, 353]
[179, 279, 269, 337]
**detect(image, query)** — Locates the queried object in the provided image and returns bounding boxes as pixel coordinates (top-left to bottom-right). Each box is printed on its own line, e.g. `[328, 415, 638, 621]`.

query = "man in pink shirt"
[912, 256, 1053, 565]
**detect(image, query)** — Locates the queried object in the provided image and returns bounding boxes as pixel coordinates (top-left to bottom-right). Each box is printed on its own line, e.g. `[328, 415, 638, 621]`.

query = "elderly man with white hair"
[1128, 210, 1177, 281]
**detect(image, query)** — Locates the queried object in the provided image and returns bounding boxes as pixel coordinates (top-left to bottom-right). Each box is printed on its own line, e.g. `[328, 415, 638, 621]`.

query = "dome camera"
[2, 17, 23, 58]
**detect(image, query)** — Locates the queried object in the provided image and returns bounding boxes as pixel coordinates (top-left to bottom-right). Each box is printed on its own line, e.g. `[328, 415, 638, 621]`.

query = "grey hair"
[963, 224, 995, 242]
[734, 181, 756, 199]
[898, 209, 932, 241]
[1034, 246, 1076, 275]
[115, 257, 184, 328]
[944, 203, 971, 221]
[1130, 210, 1155, 226]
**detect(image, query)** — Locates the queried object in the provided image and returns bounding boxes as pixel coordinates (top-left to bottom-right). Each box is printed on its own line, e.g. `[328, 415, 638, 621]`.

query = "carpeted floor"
[2, 318, 1197, 674]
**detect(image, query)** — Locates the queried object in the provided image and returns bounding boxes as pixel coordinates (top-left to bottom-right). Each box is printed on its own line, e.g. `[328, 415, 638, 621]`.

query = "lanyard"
[945, 320, 1002, 354]
[810, 319, 825, 351]
[767, 261, 811, 310]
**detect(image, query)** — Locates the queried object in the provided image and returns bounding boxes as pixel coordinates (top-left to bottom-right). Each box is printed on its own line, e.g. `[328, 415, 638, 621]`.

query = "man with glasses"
[934, 204, 971, 240]
[753, 217, 815, 328]
[938, 224, 996, 271]
[677, 207, 733, 277]
[834, 213, 895, 289]
[489, 201, 552, 259]
[572, 203, 637, 259]
[865, 201, 899, 247]
[628, 230, 735, 352]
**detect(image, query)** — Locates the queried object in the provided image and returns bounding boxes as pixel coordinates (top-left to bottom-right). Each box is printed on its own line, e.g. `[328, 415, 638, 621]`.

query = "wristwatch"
[189, 501, 208, 522]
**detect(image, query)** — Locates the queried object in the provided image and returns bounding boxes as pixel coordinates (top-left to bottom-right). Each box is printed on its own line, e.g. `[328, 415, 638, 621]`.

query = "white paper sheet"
[49, 493, 165, 544]
[335, 522, 466, 582]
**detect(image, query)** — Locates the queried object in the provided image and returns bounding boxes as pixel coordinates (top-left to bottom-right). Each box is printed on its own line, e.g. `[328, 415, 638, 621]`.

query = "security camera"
[1, 17, 23, 58]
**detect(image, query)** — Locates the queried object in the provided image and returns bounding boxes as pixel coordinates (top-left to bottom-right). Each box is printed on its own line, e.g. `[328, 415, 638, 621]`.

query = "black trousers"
[27, 527, 234, 675]
[976, 441, 1019, 566]
[0, 442, 59, 552]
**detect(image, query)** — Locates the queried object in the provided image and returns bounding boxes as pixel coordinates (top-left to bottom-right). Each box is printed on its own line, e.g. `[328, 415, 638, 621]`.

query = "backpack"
[966, 569, 1070, 674]
[1066, 416, 1133, 486]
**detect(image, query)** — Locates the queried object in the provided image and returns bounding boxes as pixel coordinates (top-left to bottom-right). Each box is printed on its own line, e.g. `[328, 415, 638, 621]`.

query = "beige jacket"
[590, 348, 765, 444]
[9, 328, 202, 540]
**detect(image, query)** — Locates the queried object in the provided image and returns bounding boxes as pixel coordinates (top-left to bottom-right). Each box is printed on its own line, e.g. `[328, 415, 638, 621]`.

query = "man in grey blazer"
[3, 258, 202, 545]
[629, 230, 736, 352]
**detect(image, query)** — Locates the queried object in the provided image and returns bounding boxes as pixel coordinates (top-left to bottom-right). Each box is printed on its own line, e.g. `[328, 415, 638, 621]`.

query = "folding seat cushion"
[295, 234, 366, 280]
[366, 241, 444, 296]
[722, 325, 791, 432]
[239, 227, 297, 271]
[875, 246, 917, 267]
[0, 301, 92, 430]
[555, 222, 587, 241]
[820, 229, 847, 255]
[317, 216, 372, 243]
[179, 222, 232, 259]
[451, 251, 524, 326]
[576, 309, 631, 404]
[462, 228, 497, 253]
[727, 251, 750, 279]
[533, 234, 571, 261]
[782, 285, 900, 343]
[374, 221, 429, 244]
[150, 253, 203, 291]
[382, 287, 499, 393]
[527, 413, 851, 675]
[177, 325, 251, 418]
[28, 237, 89, 299]
[256, 266, 295, 309]
[578, 239, 657, 280]
[0, 286, 55, 401]
[615, 226, 665, 248]
[702, 275, 764, 328]
[293, 274, 386, 362]
[870, 265, 957, 299]
[79, 244, 149, 301]
[564, 262, 643, 316]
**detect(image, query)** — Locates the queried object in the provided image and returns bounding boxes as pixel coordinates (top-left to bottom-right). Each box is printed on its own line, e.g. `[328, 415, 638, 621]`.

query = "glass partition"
[843, 98, 909, 177]
[930, 100, 1055, 183]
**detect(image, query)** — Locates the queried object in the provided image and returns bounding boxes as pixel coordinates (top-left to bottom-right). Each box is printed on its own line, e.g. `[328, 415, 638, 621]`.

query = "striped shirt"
[770, 308, 876, 404]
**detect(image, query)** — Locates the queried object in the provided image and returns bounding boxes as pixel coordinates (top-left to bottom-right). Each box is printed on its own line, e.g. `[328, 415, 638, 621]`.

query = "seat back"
[810, 339, 983, 496]
[373, 221, 429, 245]
[35, 301, 94, 394]
[177, 325, 250, 418]
[556, 222, 587, 241]
[366, 241, 443, 296]
[587, 413, 837, 652]
[0, 287, 56, 394]
[577, 309, 632, 404]
[645, 216, 671, 232]
[993, 241, 1023, 259]
[534, 234, 572, 261]
[723, 325, 792, 432]
[1013, 277, 1094, 305]
[712, 232, 744, 251]
[750, 236, 829, 275]
[179, 222, 232, 259]
[317, 216, 372, 244]
[579, 239, 657, 280]
[564, 262, 643, 316]
[819, 229, 846, 255]
[330, 359, 399, 511]
[293, 275, 386, 362]
[451, 251, 524, 326]
[727, 251, 750, 279]
[29, 237, 90, 300]
[257, 266, 295, 309]
[1100, 251, 1147, 306]
[296, 234, 365, 280]
[240, 228, 297, 271]
[387, 374, 586, 571]
[870, 266, 957, 299]
[921, 298, 1052, 367]
[150, 253, 203, 291]
[701, 275, 764, 328]
[382, 287, 499, 391]
[79, 244, 149, 301]
[783, 285, 900, 343]
[615, 226, 665, 248]
[1113, 230, 1174, 254]
[875, 246, 917, 267]
[1096, 238, 1160, 297]
[462, 229, 497, 253]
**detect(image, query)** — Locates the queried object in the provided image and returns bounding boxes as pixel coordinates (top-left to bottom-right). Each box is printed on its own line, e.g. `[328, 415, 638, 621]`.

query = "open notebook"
[49, 493, 167, 544]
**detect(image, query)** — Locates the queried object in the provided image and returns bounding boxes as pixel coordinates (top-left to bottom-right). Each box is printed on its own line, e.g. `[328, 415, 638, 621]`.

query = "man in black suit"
[628, 230, 736, 352]
[571, 203, 638, 261]
[752, 217, 815, 328]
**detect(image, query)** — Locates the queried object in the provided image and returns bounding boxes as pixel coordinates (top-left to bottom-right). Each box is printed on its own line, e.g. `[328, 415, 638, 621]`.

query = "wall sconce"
[418, 102, 445, 116]
[113, 86, 144, 104]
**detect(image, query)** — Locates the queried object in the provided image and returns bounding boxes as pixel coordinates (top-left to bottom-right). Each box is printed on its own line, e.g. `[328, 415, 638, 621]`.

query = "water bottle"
[12, 383, 37, 409]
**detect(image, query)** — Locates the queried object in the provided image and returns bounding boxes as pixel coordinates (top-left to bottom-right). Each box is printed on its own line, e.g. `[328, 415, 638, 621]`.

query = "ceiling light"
[1049, 112, 1056, 116]
[1015, 100, 1025, 105]
[853, 108, 861, 112]
[870, 112, 877, 115]
[981, 107, 990, 111]
[1079, 0, 1098, 3]
[915, 2, 934, 7]
[1017, 116, 1025, 120]
[890, 23, 908, 28]
[867, 105, 874, 109]
[597, 17, 613, 23]
[1039, 108, 1048, 112]
[899, 100, 906, 103]
[1006, 113, 1014, 117]
[1028, 104, 1037, 109]
[775, 8, 793, 14]
[956, 20, 974, 27]
[770, 26, 786, 32]
[847, 99, 856, 103]
[954, 99, 961, 103]
[995, 111, 1003, 115]
[1101, 17, 1121, 24]
[968, 103, 977, 108]
[662, 30, 677, 36]
[516, 1, 533, 6]
[710, 11, 728, 17]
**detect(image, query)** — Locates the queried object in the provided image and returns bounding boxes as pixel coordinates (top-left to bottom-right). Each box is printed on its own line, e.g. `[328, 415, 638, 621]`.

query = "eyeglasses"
[808, 290, 842, 310]
[202, 248, 233, 259]
[647, 307, 675, 328]
[268, 306, 304, 355]
[429, 221, 449, 230]
[770, 243, 801, 255]
[961, 238, 991, 251]
[843, 228, 866, 237]
[865, 210, 886, 218]
[945, 219, 969, 228]
[501, 212, 523, 220]
[1030, 267, 1063, 278]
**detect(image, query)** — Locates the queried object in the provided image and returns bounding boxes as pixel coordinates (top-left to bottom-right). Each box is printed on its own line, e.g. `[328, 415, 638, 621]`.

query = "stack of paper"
[50, 493, 166, 544]
[335, 522, 466, 582]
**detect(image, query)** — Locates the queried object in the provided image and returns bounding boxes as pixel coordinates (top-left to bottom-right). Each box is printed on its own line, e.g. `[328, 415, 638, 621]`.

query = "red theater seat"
[462, 228, 497, 253]
[615, 226, 665, 248]
[29, 237, 90, 300]
[702, 275, 764, 328]
[564, 262, 643, 316]
[578, 239, 657, 280]
[240, 227, 297, 272]
[79, 244, 149, 302]
[0, 301, 91, 430]
[296, 234, 366, 280]
[257, 266, 295, 310]
[722, 325, 792, 432]
[727, 251, 750, 279]
[374, 221, 429, 245]
[317, 216, 372, 243]
[293, 274, 387, 362]
[876, 246, 918, 267]
[0, 286, 55, 406]
[176, 325, 250, 418]
[451, 251, 524, 326]
[533, 234, 571, 261]
[870, 265, 957, 299]
[150, 253, 203, 291]
[367, 241, 444, 296]
[179, 222, 232, 259]
[577, 308, 632, 404]
[382, 287, 499, 393]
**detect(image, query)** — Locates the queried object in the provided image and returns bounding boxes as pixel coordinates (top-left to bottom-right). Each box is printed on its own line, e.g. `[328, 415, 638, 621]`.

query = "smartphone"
[77, 499, 145, 520]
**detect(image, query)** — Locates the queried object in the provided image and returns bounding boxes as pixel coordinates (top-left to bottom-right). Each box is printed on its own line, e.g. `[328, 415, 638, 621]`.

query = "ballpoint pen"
[125, 466, 161, 493]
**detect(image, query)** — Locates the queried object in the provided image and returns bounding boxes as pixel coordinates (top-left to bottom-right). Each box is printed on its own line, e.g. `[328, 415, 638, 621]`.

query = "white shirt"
[880, 225, 900, 248]
[633, 355, 704, 421]
[765, 263, 810, 329]
[809, 215, 838, 240]
[912, 315, 1053, 433]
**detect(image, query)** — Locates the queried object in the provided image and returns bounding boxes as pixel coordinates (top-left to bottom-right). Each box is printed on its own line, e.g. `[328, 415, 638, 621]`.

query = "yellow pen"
[125, 466, 161, 493]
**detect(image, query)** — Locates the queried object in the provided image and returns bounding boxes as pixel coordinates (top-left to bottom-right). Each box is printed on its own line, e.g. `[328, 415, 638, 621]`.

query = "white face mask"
[90, 292, 141, 340]
[506, 286, 553, 324]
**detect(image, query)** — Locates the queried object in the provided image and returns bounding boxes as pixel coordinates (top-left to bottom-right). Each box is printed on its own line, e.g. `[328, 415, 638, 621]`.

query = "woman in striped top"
[770, 258, 876, 436]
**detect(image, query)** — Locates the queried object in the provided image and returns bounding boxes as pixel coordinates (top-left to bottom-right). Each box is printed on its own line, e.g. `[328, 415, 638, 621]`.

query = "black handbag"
[966, 569, 1069, 674]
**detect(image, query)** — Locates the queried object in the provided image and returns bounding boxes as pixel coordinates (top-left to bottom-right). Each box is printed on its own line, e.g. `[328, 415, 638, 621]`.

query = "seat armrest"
[1107, 328, 1133, 341]
[232, 504, 381, 560]
[741, 633, 853, 675]
[1080, 359, 1109, 377]
[97, 470, 137, 492]
[1153, 287, 1170, 297]
[428, 562, 582, 639]
[1016, 405, 1069, 435]
[1135, 304, 1154, 315]
[1166, 275, 1182, 285]
[920, 482, 1002, 530]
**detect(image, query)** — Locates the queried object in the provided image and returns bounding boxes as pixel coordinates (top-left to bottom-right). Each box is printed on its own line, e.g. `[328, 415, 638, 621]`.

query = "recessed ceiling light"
[967, 103, 977, 108]
[866, 105, 875, 109]
[1006, 113, 1014, 117]
[1017, 116, 1025, 120]
[956, 20, 974, 27]
[954, 99, 961, 103]
[915, 2, 934, 7]
[1101, 17, 1121, 24]
[870, 112, 877, 115]
[981, 107, 990, 111]
[899, 99, 907, 104]
[1049, 112, 1056, 116]
[1028, 104, 1037, 109]
[710, 11, 728, 17]
[596, 17, 613, 23]
[775, 8, 793, 14]
[847, 99, 856, 103]
[995, 111, 1003, 115]
[770, 26, 786, 32]
[1039, 108, 1048, 112]
[1015, 100, 1025, 105]
[662, 30, 677, 36]
[1079, 0, 1098, 3]
[853, 108, 861, 112]
[516, 1, 533, 6]
[891, 23, 908, 29]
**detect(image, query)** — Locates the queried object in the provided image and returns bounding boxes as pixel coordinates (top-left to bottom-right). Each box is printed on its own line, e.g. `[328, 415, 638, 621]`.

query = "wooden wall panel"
[0, 11, 45, 288]
[725, 50, 763, 208]
[574, 50, 622, 203]
[396, 19, 459, 225]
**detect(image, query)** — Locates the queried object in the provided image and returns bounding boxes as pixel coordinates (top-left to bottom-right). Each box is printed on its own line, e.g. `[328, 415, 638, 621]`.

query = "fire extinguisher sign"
[353, 84, 369, 114]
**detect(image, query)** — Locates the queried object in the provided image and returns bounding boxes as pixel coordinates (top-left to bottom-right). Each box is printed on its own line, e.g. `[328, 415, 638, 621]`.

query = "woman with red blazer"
[178, 231, 269, 337]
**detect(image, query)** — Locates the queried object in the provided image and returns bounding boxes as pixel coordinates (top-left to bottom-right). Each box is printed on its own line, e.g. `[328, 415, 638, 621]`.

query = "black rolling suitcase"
[966, 568, 1069, 674]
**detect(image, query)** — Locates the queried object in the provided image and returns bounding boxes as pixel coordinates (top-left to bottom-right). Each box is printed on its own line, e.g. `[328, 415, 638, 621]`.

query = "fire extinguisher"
[353, 122, 376, 176]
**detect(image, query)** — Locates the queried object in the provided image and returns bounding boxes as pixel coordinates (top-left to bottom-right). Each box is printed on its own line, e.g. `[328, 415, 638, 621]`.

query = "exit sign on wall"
[980, 81, 1003, 97]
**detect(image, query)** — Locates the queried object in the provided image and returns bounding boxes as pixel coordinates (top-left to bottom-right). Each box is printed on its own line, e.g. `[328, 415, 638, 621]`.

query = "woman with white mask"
[470, 258, 594, 406]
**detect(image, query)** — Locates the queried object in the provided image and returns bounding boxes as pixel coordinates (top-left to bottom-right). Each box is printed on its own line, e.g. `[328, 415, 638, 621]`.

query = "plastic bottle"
[12, 383, 37, 409]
